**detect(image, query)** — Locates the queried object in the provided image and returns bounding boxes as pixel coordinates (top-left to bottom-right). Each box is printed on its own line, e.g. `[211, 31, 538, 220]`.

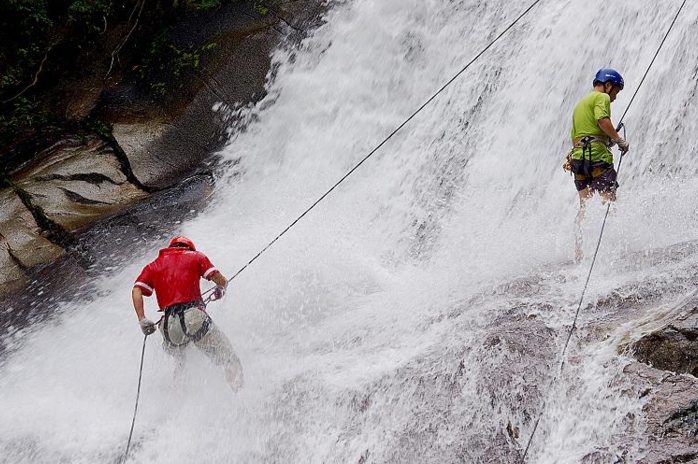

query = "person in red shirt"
[132, 236, 243, 391]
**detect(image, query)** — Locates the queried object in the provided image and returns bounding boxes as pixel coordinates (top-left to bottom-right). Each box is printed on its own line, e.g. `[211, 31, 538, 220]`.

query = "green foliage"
[91, 120, 114, 141]
[151, 82, 168, 97]
[1, 0, 266, 133]
[0, 0, 144, 98]
[0, 97, 49, 136]
[193, 0, 225, 10]
[0, 0, 54, 94]
[1, 66, 24, 90]
[186, 0, 269, 15]
[173, 42, 218, 76]
[0, 0, 125, 146]
[253, 0, 269, 15]
[137, 27, 218, 98]
[67, 0, 112, 34]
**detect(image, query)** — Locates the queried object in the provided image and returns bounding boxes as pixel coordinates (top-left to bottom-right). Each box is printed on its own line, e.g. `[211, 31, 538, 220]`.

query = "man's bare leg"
[600, 188, 617, 213]
[575, 188, 592, 262]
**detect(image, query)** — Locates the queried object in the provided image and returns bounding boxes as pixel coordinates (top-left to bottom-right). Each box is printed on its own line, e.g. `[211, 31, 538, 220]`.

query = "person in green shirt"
[568, 68, 630, 261]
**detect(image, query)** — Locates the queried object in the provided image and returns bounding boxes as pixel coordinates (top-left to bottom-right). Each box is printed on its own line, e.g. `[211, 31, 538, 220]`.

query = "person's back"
[132, 236, 243, 391]
[570, 91, 613, 165]
[136, 246, 218, 310]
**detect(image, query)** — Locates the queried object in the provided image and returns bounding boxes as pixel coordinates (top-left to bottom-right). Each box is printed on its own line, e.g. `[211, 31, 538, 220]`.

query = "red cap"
[169, 236, 196, 251]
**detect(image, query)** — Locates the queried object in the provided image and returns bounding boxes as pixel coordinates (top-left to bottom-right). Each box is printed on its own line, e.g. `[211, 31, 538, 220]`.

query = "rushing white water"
[2, 0, 698, 462]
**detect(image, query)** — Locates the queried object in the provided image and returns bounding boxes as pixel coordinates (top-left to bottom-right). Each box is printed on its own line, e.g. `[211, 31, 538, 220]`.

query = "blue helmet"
[594, 68, 624, 90]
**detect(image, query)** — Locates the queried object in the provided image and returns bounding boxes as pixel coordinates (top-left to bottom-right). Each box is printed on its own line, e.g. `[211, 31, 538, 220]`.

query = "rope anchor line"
[120, 334, 148, 464]
[521, 0, 688, 460]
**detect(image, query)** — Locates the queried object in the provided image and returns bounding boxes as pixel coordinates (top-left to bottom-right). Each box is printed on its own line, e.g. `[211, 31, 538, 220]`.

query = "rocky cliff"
[0, 0, 324, 326]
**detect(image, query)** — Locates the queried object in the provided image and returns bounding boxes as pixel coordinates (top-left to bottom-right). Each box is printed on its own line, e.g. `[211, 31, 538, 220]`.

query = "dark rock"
[107, 3, 282, 190]
[663, 400, 698, 437]
[68, 173, 214, 269]
[631, 304, 698, 377]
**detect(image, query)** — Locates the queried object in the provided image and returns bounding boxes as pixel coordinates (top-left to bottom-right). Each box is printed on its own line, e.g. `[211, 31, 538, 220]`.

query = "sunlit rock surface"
[12, 136, 148, 231]
[0, 190, 65, 292]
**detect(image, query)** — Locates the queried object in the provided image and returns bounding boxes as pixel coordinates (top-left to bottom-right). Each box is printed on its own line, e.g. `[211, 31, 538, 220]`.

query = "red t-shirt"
[134, 247, 218, 310]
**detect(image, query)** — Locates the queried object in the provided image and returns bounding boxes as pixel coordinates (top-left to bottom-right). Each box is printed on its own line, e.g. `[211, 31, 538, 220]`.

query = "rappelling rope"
[201, 0, 545, 298]
[120, 299, 215, 461]
[120, 334, 148, 464]
[521, 0, 687, 460]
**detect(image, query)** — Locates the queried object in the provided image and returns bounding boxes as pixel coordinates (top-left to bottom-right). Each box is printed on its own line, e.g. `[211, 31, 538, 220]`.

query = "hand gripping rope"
[521, 0, 688, 460]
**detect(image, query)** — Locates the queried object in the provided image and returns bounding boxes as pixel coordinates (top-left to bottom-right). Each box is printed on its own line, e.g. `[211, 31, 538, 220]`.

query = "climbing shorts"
[570, 159, 619, 193]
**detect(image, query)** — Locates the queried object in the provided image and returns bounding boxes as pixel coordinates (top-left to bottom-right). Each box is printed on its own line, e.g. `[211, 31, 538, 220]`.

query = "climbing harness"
[563, 136, 608, 173]
[564, 135, 611, 175]
[521, 0, 688, 460]
[201, 0, 545, 299]
[161, 301, 211, 348]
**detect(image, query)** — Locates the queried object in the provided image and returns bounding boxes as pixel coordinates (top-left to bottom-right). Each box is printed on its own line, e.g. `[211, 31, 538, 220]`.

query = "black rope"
[521, 1, 687, 460]
[120, 334, 148, 464]
[202, 0, 545, 298]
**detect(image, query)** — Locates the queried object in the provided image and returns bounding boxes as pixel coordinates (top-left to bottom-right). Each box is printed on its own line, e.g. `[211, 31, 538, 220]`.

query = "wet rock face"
[623, 362, 698, 463]
[631, 307, 698, 377]
[617, 287, 698, 463]
[0, 135, 148, 295]
[106, 0, 328, 190]
[663, 399, 698, 439]
[11, 136, 148, 231]
[0, 190, 65, 293]
[69, 174, 214, 269]
[0, 0, 327, 300]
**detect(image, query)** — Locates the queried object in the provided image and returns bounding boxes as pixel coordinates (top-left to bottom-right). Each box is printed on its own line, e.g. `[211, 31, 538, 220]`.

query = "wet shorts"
[570, 159, 619, 192]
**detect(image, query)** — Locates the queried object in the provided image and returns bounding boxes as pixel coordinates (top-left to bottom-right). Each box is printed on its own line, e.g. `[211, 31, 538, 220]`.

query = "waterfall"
[1, 0, 697, 462]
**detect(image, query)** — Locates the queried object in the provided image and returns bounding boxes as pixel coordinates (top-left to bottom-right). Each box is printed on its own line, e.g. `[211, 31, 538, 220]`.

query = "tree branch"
[2, 44, 55, 104]
[105, 0, 146, 78]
